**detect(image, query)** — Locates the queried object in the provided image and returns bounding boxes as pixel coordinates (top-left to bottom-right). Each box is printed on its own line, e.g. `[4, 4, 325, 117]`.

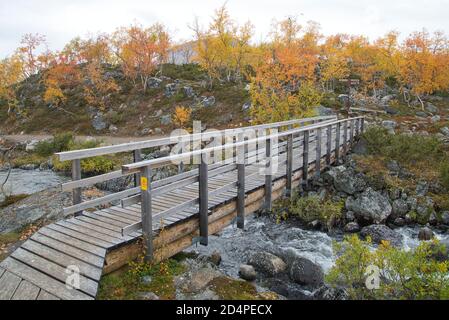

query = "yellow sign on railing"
[141, 177, 148, 191]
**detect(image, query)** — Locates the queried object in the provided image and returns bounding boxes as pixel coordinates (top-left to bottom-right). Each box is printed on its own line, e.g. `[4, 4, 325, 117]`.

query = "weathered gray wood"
[21, 240, 103, 281]
[343, 120, 348, 159]
[0, 270, 21, 300]
[57, 116, 336, 161]
[45, 224, 112, 249]
[335, 122, 341, 163]
[65, 219, 129, 242]
[350, 119, 354, 145]
[141, 166, 153, 262]
[302, 130, 310, 187]
[286, 133, 293, 197]
[199, 155, 209, 245]
[31, 232, 104, 268]
[264, 137, 272, 211]
[326, 124, 332, 165]
[0, 258, 93, 300]
[133, 149, 142, 187]
[37, 290, 60, 300]
[315, 128, 322, 178]
[11, 248, 98, 297]
[0, 267, 4, 279]
[12, 280, 41, 300]
[52, 221, 118, 247]
[72, 159, 82, 216]
[37, 228, 106, 257]
[61, 169, 129, 192]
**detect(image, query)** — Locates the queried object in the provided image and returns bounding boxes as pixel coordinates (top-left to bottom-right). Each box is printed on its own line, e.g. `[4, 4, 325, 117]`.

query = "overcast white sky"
[1, 0, 448, 57]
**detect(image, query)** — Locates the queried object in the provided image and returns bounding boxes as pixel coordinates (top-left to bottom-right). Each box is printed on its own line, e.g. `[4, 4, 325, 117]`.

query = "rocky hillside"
[0, 64, 251, 136]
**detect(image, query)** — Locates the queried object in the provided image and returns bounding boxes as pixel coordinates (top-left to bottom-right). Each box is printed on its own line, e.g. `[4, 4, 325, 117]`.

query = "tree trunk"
[417, 94, 424, 110]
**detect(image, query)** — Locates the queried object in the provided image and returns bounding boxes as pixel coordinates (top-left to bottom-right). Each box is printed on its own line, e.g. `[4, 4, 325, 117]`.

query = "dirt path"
[1, 134, 167, 145]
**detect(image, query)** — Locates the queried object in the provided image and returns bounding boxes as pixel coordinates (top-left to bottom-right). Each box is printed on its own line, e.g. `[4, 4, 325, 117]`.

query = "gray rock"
[109, 124, 118, 133]
[164, 83, 177, 97]
[391, 199, 409, 218]
[333, 169, 366, 195]
[25, 139, 40, 152]
[352, 138, 368, 155]
[141, 275, 152, 285]
[344, 222, 360, 233]
[160, 115, 172, 125]
[183, 86, 195, 97]
[289, 257, 324, 288]
[418, 227, 434, 241]
[416, 180, 429, 196]
[92, 113, 107, 131]
[416, 111, 428, 118]
[345, 188, 392, 224]
[19, 164, 39, 170]
[440, 127, 449, 137]
[360, 225, 403, 247]
[201, 96, 216, 107]
[316, 105, 336, 116]
[95, 175, 133, 192]
[431, 115, 441, 123]
[248, 252, 287, 276]
[141, 128, 152, 135]
[441, 211, 449, 225]
[239, 264, 256, 281]
[386, 160, 401, 175]
[425, 102, 438, 114]
[242, 102, 251, 111]
[345, 211, 355, 222]
[393, 217, 406, 227]
[209, 251, 222, 266]
[384, 106, 399, 115]
[381, 120, 397, 130]
[313, 285, 349, 300]
[139, 292, 159, 300]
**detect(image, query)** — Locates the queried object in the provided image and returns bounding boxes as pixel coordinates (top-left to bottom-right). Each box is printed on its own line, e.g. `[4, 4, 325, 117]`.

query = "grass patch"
[97, 256, 186, 300]
[208, 277, 277, 300]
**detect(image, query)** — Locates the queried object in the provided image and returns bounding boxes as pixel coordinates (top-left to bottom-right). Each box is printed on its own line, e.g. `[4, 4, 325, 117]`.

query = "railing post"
[315, 127, 322, 178]
[237, 134, 246, 229]
[286, 133, 293, 197]
[302, 130, 309, 189]
[361, 117, 365, 133]
[133, 149, 142, 187]
[343, 120, 348, 160]
[326, 124, 332, 165]
[178, 161, 185, 174]
[350, 118, 354, 146]
[72, 159, 82, 216]
[355, 118, 360, 137]
[264, 136, 272, 212]
[199, 153, 209, 245]
[141, 166, 153, 262]
[335, 122, 341, 164]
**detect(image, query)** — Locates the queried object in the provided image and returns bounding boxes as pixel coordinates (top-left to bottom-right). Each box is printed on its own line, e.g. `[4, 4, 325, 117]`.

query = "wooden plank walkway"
[0, 117, 363, 300]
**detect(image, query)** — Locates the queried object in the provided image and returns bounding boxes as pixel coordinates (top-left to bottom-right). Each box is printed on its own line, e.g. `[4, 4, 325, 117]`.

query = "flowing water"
[0, 169, 69, 195]
[186, 214, 449, 297]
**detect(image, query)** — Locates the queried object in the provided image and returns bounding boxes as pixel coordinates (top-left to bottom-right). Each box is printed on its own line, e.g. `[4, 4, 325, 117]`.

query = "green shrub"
[440, 162, 449, 190]
[34, 133, 74, 156]
[326, 235, 449, 300]
[289, 196, 343, 230]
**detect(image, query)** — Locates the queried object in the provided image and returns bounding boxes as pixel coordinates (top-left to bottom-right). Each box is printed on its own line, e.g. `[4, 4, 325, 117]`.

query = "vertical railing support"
[350, 119, 354, 146]
[72, 159, 82, 216]
[326, 124, 332, 166]
[133, 149, 142, 187]
[361, 117, 365, 133]
[264, 136, 272, 212]
[237, 135, 246, 229]
[141, 166, 153, 262]
[199, 153, 209, 245]
[343, 120, 348, 159]
[335, 122, 341, 164]
[286, 133, 293, 197]
[302, 130, 309, 189]
[355, 118, 360, 137]
[315, 128, 322, 178]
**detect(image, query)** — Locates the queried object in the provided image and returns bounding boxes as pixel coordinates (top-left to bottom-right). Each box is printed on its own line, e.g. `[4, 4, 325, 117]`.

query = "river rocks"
[416, 180, 429, 196]
[333, 169, 366, 195]
[360, 225, 403, 247]
[345, 188, 392, 224]
[418, 227, 434, 241]
[289, 257, 324, 288]
[344, 222, 360, 233]
[313, 285, 349, 300]
[176, 266, 223, 293]
[208, 251, 222, 266]
[248, 252, 287, 276]
[393, 217, 406, 227]
[0, 186, 71, 234]
[441, 211, 449, 225]
[239, 264, 256, 281]
[391, 199, 409, 218]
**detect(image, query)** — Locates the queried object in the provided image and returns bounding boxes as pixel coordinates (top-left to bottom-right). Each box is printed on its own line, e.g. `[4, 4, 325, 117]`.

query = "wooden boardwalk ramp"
[0, 116, 364, 300]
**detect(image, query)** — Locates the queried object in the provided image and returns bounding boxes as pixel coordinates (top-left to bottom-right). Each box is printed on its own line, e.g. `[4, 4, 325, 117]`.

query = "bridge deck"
[0, 122, 357, 300]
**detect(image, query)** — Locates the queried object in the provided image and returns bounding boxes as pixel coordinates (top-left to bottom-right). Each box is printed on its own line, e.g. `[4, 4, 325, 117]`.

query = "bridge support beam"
[237, 135, 246, 229]
[199, 154, 209, 245]
[326, 124, 332, 166]
[286, 133, 293, 197]
[335, 122, 341, 164]
[315, 128, 322, 178]
[141, 166, 153, 262]
[302, 130, 309, 189]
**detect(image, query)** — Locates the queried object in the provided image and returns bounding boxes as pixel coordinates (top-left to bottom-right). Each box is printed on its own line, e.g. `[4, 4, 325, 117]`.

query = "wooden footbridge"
[0, 115, 364, 300]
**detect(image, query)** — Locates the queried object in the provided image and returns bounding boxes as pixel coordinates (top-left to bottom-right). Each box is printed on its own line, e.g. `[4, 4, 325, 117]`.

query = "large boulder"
[360, 225, 403, 247]
[248, 252, 287, 276]
[332, 169, 366, 195]
[289, 257, 324, 288]
[239, 264, 256, 281]
[391, 199, 409, 218]
[345, 188, 392, 224]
